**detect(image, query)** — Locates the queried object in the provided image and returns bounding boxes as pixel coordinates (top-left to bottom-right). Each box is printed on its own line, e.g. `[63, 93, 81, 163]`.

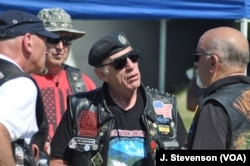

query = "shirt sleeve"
[0, 77, 38, 142]
[191, 100, 230, 149]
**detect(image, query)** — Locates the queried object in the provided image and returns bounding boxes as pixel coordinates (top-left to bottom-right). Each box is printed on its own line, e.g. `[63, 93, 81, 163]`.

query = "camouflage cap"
[37, 8, 85, 39]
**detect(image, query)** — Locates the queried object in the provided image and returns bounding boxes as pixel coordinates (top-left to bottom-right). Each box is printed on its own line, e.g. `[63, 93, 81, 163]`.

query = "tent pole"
[159, 19, 167, 92]
[240, 18, 248, 37]
[239, 18, 249, 75]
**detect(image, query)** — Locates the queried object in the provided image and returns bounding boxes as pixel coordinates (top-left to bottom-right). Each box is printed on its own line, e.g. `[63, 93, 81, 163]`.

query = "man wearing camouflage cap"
[32, 7, 96, 154]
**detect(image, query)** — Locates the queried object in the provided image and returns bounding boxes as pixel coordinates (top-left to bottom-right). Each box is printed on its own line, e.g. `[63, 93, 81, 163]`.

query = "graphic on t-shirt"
[107, 129, 146, 166]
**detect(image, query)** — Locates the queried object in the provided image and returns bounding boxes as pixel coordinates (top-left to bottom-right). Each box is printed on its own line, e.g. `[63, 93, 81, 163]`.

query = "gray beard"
[196, 75, 205, 88]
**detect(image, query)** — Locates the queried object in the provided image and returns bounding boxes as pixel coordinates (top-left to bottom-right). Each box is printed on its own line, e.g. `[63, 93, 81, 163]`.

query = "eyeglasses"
[47, 36, 74, 46]
[193, 51, 212, 62]
[96, 49, 140, 70]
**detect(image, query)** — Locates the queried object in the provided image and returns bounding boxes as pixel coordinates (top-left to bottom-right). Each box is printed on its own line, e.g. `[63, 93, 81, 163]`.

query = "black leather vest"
[188, 82, 250, 149]
[64, 64, 86, 94]
[67, 85, 179, 166]
[0, 59, 49, 165]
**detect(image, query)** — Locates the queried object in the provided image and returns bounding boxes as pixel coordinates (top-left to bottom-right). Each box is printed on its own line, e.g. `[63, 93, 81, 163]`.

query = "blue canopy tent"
[1, 0, 250, 91]
[1, 0, 250, 19]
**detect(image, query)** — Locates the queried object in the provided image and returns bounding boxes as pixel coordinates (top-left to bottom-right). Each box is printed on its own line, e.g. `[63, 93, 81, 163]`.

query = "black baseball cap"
[88, 32, 132, 66]
[0, 10, 59, 39]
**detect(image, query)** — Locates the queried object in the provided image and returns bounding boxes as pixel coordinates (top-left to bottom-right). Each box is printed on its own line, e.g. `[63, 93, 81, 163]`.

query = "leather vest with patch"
[68, 85, 179, 166]
[0, 59, 49, 165]
[64, 64, 86, 94]
[189, 83, 250, 149]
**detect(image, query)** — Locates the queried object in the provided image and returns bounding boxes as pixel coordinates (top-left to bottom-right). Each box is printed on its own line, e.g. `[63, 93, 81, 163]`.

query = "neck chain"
[54, 64, 65, 87]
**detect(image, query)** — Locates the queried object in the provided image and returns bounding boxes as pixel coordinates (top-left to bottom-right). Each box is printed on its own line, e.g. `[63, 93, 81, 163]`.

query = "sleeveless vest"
[64, 64, 86, 94]
[188, 82, 250, 149]
[0, 59, 49, 165]
[67, 85, 179, 166]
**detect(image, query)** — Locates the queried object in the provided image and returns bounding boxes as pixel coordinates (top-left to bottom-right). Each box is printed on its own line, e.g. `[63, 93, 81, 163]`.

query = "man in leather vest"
[187, 27, 250, 149]
[50, 32, 187, 166]
[0, 10, 58, 165]
[32, 8, 96, 154]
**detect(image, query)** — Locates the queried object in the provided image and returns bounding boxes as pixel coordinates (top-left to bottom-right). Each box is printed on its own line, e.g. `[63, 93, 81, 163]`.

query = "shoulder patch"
[145, 86, 179, 149]
[146, 86, 177, 123]
[153, 100, 172, 119]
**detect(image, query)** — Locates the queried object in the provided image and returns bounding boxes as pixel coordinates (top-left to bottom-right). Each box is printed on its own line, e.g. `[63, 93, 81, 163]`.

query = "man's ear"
[95, 68, 108, 82]
[23, 33, 32, 54]
[31, 144, 40, 161]
[210, 54, 219, 71]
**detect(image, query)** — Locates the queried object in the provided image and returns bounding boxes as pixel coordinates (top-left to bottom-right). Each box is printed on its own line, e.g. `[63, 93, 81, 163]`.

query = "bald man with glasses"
[186, 27, 250, 150]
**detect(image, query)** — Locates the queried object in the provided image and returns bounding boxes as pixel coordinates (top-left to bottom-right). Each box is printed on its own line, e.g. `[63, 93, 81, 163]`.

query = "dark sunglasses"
[47, 36, 74, 46]
[96, 49, 140, 70]
[193, 51, 212, 62]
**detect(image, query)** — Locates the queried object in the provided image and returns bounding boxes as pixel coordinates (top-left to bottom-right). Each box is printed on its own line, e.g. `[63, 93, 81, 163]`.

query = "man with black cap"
[50, 32, 187, 166]
[0, 10, 58, 165]
[32, 8, 96, 154]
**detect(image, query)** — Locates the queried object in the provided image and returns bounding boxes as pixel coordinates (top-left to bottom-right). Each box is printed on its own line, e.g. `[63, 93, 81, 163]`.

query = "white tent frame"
[240, 18, 249, 37]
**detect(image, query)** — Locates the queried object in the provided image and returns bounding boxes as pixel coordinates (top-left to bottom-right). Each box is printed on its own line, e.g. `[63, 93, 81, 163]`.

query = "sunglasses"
[47, 36, 74, 46]
[193, 51, 212, 62]
[96, 50, 140, 70]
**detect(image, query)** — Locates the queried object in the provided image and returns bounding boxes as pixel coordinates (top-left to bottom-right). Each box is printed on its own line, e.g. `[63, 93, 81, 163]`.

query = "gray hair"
[208, 39, 249, 67]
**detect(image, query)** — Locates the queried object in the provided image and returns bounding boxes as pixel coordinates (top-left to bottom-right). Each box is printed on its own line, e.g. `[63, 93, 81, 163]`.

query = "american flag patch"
[153, 101, 172, 119]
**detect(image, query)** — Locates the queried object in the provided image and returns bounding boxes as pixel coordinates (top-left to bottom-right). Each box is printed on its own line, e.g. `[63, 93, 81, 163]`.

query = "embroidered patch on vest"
[153, 100, 172, 119]
[78, 110, 98, 137]
[91, 152, 103, 166]
[232, 89, 250, 120]
[233, 131, 250, 149]
[157, 124, 170, 134]
[68, 137, 99, 152]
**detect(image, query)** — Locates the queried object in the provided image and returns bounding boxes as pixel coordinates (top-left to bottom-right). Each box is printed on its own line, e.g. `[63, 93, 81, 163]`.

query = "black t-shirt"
[50, 86, 147, 164]
[103, 87, 147, 165]
[104, 86, 145, 130]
